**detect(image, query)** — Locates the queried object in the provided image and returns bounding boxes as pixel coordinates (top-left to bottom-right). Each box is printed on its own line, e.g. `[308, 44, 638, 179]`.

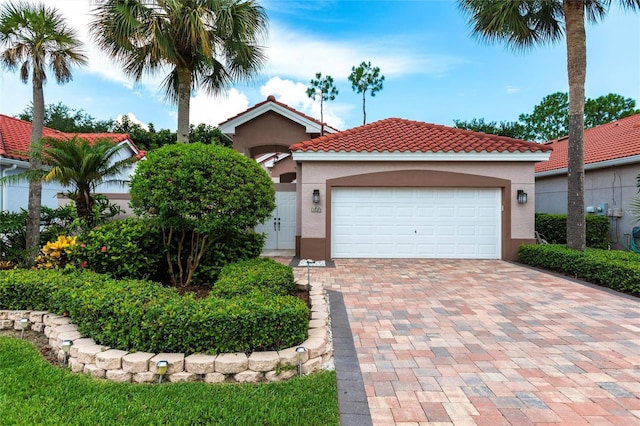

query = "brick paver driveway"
[299, 259, 640, 425]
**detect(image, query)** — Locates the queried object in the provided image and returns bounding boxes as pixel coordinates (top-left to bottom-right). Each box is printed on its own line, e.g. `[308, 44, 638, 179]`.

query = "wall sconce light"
[296, 346, 306, 377]
[156, 360, 169, 384]
[61, 340, 72, 366]
[312, 189, 320, 204]
[19, 318, 28, 338]
[517, 190, 528, 205]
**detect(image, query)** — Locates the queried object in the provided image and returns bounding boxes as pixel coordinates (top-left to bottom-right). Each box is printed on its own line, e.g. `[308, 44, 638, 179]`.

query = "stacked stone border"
[0, 280, 332, 384]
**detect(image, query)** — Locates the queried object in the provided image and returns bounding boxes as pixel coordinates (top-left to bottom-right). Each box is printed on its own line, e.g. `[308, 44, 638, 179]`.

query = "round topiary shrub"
[130, 143, 275, 287]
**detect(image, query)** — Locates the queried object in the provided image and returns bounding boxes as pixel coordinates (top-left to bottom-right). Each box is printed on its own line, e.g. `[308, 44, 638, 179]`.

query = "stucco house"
[0, 114, 143, 214]
[219, 95, 338, 251]
[535, 113, 640, 249]
[221, 96, 552, 261]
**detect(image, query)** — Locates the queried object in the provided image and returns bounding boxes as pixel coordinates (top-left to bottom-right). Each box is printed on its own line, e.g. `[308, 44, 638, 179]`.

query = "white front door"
[256, 191, 297, 250]
[331, 187, 501, 259]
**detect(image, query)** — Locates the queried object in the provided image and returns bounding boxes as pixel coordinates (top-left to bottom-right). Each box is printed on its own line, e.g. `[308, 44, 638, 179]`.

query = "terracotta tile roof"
[219, 95, 339, 132]
[535, 113, 640, 173]
[290, 118, 551, 154]
[0, 114, 138, 161]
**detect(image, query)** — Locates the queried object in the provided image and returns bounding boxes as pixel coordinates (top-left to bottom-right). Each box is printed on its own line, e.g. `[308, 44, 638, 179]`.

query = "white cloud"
[265, 23, 466, 82]
[259, 76, 347, 129]
[114, 113, 149, 131]
[505, 86, 520, 94]
[190, 88, 250, 127]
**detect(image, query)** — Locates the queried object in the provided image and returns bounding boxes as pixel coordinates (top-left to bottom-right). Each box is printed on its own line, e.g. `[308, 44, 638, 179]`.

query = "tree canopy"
[19, 102, 113, 133]
[306, 72, 338, 136]
[454, 92, 639, 141]
[17, 102, 232, 151]
[348, 61, 385, 125]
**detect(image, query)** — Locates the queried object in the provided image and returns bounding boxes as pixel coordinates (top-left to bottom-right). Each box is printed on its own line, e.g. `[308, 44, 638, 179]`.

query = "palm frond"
[459, 0, 564, 50]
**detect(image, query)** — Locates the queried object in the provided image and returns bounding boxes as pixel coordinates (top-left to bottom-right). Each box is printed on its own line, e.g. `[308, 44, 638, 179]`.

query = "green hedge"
[535, 213, 610, 249]
[518, 244, 640, 295]
[0, 266, 309, 355]
[211, 258, 296, 299]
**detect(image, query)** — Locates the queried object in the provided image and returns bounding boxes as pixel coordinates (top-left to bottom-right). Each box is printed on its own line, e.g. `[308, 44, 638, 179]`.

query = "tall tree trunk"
[320, 97, 325, 136]
[25, 77, 45, 265]
[362, 91, 367, 125]
[564, 0, 586, 251]
[177, 67, 192, 143]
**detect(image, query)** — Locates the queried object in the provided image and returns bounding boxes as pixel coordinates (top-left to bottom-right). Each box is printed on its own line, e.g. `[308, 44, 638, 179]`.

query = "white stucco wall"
[536, 163, 640, 249]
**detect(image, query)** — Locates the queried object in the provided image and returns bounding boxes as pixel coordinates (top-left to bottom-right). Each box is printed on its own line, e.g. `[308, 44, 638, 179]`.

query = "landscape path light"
[61, 340, 72, 366]
[19, 318, 28, 338]
[296, 346, 306, 377]
[156, 360, 169, 384]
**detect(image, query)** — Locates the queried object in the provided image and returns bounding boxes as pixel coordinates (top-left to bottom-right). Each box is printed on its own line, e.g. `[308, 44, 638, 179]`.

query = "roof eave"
[292, 150, 552, 162]
[219, 102, 337, 137]
[536, 154, 640, 178]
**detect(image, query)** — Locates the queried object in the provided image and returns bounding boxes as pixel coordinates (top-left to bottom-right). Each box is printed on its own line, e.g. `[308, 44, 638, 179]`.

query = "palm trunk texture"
[177, 67, 191, 143]
[26, 78, 45, 265]
[564, 0, 587, 251]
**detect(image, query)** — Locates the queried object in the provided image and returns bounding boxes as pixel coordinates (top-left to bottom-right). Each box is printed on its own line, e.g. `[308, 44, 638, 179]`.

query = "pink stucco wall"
[297, 161, 537, 241]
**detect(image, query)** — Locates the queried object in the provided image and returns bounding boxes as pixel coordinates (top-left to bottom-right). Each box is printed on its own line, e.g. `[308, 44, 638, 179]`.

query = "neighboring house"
[535, 113, 640, 249]
[220, 96, 552, 260]
[0, 114, 143, 215]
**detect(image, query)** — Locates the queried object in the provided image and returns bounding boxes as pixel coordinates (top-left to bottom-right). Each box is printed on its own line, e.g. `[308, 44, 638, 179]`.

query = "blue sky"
[0, 0, 638, 134]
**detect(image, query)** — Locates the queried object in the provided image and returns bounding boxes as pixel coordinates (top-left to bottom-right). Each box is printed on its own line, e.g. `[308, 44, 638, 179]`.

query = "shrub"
[130, 143, 275, 287]
[192, 230, 266, 285]
[535, 213, 610, 249]
[35, 235, 77, 269]
[71, 218, 163, 280]
[0, 206, 75, 265]
[0, 263, 309, 354]
[212, 258, 296, 298]
[518, 244, 640, 295]
[0, 269, 64, 310]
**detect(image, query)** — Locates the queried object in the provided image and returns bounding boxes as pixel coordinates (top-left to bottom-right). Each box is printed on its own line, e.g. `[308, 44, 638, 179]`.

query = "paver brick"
[293, 259, 640, 426]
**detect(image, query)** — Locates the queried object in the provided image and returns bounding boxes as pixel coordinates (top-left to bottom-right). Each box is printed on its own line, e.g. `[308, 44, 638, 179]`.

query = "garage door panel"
[332, 187, 501, 259]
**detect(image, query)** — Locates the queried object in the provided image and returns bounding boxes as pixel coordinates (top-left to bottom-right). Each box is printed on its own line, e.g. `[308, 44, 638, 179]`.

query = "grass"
[0, 336, 339, 426]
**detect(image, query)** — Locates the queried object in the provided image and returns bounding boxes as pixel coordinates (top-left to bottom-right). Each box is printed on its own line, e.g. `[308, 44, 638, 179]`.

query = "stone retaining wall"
[0, 280, 332, 384]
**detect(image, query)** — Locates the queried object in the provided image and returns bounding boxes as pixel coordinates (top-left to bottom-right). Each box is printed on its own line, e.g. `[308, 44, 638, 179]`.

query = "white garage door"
[332, 187, 501, 259]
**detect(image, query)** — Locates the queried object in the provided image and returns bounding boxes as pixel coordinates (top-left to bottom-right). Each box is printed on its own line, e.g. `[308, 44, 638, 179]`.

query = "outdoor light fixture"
[19, 318, 28, 338]
[517, 190, 528, 205]
[312, 189, 320, 204]
[61, 340, 72, 366]
[156, 360, 169, 384]
[296, 346, 306, 377]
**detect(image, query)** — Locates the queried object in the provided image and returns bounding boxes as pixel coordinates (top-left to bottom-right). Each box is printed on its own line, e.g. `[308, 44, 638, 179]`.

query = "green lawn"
[0, 336, 339, 426]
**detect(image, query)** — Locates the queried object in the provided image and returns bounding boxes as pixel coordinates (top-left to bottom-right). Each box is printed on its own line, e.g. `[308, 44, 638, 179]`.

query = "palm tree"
[0, 2, 87, 263]
[458, 0, 640, 251]
[3, 137, 137, 227]
[41, 137, 137, 225]
[90, 0, 268, 143]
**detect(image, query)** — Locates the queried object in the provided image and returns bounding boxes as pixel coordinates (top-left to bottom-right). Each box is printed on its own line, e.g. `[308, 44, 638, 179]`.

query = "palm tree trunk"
[564, 0, 586, 251]
[177, 67, 192, 143]
[25, 77, 45, 265]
